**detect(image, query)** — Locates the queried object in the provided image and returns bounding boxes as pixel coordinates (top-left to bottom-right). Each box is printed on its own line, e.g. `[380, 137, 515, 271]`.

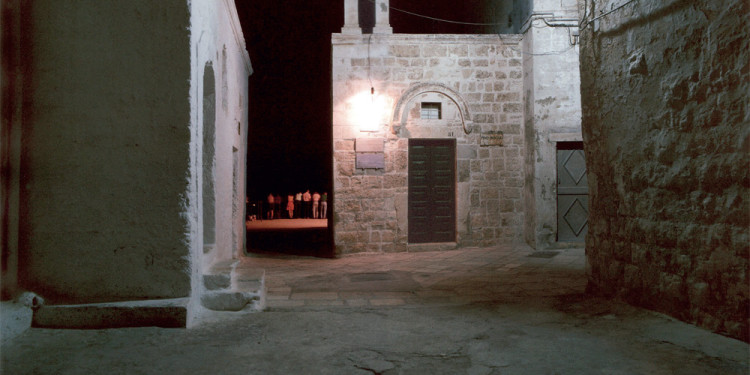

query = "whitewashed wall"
[189, 0, 252, 323]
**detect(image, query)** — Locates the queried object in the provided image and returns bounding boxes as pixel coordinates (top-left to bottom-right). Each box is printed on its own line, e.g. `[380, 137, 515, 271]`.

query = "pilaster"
[341, 0, 362, 35]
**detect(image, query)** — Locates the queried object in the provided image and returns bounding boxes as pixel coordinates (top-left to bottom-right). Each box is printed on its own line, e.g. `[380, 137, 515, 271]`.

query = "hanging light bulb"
[358, 86, 379, 132]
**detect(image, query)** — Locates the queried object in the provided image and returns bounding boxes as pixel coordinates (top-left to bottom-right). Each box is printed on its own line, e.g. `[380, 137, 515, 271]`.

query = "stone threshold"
[406, 242, 458, 252]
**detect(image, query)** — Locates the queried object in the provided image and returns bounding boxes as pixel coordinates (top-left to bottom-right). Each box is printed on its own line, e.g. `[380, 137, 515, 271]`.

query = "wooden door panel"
[557, 143, 589, 242]
[408, 139, 456, 243]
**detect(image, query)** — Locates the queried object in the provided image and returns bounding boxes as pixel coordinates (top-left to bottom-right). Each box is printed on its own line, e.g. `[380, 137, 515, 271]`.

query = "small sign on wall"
[480, 131, 504, 147]
[356, 137, 385, 169]
[357, 153, 385, 169]
[356, 138, 384, 152]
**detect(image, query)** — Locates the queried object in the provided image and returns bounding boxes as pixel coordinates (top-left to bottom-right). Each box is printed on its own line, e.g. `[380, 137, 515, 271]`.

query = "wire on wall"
[579, 0, 639, 31]
[367, 33, 373, 90]
[366, 0, 506, 26]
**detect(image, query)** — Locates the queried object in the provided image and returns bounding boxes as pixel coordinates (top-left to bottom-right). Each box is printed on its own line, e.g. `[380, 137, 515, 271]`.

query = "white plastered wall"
[189, 0, 252, 324]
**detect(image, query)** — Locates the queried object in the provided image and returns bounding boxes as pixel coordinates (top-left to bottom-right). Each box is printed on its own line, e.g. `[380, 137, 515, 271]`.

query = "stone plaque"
[356, 138, 384, 152]
[480, 131, 504, 147]
[356, 153, 385, 169]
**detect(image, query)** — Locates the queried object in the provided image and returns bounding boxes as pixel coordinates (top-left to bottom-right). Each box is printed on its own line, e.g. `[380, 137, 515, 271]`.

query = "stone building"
[332, 0, 583, 254]
[1, 0, 253, 330]
[580, 0, 749, 341]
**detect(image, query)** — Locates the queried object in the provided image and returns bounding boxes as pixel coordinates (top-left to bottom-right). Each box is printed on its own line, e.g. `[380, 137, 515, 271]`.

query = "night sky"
[234, 0, 506, 201]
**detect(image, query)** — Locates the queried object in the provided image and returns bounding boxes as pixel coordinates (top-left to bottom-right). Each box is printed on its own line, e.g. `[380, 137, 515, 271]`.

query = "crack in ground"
[354, 365, 382, 375]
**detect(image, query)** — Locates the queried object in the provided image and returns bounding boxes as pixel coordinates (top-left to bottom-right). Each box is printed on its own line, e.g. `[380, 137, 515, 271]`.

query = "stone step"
[32, 298, 189, 329]
[200, 266, 266, 312]
[202, 259, 238, 290]
[200, 291, 262, 312]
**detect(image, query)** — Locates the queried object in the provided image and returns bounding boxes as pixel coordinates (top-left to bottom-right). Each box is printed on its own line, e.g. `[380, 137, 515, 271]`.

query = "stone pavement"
[3, 245, 748, 374]
[243, 245, 587, 310]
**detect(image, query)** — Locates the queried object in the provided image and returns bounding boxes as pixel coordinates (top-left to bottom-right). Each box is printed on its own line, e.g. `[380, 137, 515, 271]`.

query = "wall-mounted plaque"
[356, 153, 385, 169]
[480, 131, 504, 147]
[356, 138, 384, 152]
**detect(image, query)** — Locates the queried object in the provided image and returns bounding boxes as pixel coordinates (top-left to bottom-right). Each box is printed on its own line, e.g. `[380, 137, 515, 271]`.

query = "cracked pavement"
[2, 246, 748, 374]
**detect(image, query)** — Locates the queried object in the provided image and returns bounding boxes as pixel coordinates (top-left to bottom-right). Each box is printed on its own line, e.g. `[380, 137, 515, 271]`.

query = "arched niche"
[390, 82, 473, 135]
[202, 62, 217, 252]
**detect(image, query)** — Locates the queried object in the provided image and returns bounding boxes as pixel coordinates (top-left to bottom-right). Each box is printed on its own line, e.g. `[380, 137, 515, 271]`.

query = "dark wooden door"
[408, 139, 456, 243]
[557, 142, 589, 242]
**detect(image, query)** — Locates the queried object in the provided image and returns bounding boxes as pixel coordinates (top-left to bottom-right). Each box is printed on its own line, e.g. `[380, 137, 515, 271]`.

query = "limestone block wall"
[579, 0, 749, 341]
[332, 34, 525, 255]
[16, 1, 193, 304]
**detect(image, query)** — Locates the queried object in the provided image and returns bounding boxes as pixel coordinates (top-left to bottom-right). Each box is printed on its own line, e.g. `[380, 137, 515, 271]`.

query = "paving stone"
[370, 299, 406, 306]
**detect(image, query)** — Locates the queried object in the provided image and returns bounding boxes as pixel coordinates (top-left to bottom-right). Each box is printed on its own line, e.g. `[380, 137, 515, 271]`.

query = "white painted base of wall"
[0, 302, 33, 343]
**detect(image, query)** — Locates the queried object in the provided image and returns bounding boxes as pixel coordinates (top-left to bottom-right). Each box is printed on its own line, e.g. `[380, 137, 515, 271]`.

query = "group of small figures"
[264, 190, 327, 220]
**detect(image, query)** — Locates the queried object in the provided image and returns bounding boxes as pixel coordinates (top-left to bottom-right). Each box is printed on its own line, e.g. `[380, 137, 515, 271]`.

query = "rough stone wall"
[579, 0, 749, 341]
[332, 34, 525, 255]
[17, 0, 193, 304]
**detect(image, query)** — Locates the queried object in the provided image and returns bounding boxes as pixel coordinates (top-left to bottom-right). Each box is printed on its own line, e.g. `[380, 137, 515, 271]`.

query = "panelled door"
[408, 139, 456, 243]
[557, 141, 589, 242]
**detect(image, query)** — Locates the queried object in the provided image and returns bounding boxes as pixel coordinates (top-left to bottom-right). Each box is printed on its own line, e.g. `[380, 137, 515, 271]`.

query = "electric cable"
[510, 44, 576, 57]
[367, 33, 373, 89]
[580, 0, 639, 31]
[366, 0, 506, 26]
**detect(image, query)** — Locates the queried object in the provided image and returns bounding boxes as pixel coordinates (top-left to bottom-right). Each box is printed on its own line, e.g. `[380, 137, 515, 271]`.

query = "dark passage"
[235, 0, 341, 257]
[247, 228, 330, 258]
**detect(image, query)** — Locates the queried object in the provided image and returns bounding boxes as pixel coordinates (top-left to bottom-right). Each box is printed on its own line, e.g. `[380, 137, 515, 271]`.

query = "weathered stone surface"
[580, 0, 749, 341]
[201, 291, 260, 312]
[389, 45, 420, 57]
[203, 273, 231, 291]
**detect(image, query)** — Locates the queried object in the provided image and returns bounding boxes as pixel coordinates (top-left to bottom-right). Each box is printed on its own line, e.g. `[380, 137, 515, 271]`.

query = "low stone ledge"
[32, 298, 189, 329]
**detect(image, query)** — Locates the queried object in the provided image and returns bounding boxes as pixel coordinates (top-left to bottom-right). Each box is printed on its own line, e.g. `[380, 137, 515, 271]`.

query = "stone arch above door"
[391, 82, 473, 135]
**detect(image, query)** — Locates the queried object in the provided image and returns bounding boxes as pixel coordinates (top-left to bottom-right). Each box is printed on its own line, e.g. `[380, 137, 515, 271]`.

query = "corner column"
[341, 0, 361, 34]
[373, 0, 393, 34]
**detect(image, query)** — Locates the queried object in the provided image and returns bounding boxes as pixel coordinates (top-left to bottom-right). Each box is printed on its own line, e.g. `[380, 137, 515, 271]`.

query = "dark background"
[234, 0, 508, 201]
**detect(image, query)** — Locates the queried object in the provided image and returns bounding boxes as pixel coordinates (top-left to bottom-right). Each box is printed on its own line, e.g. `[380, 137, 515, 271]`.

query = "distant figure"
[274, 194, 282, 219]
[302, 190, 311, 218]
[286, 194, 295, 219]
[295, 191, 302, 219]
[312, 192, 321, 219]
[320, 192, 328, 219]
[267, 193, 275, 219]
